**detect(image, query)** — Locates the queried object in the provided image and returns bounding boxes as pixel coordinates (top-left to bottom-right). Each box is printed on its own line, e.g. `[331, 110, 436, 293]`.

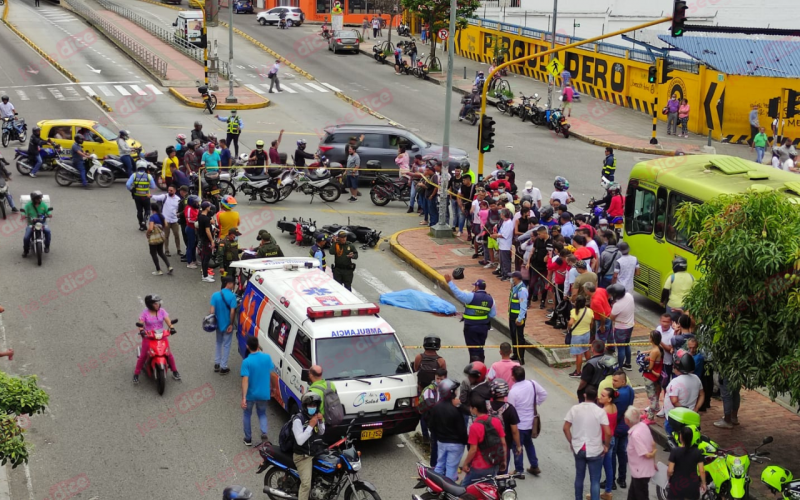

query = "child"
[473, 199, 489, 259]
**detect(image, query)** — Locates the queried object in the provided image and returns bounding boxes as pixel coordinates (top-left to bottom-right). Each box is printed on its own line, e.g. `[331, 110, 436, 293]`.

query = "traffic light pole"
[476, 16, 673, 177]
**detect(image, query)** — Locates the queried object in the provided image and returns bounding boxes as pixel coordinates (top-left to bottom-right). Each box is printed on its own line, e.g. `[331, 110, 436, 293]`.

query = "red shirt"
[608, 195, 625, 217]
[590, 287, 611, 320]
[574, 247, 596, 262]
[468, 414, 506, 469]
[489, 179, 511, 192]
[548, 258, 570, 285]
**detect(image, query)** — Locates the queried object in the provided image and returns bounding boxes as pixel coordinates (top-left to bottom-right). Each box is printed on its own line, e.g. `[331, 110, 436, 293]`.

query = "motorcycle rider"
[126, 160, 157, 231]
[293, 139, 316, 167]
[278, 9, 287, 28]
[474, 71, 486, 92]
[133, 294, 180, 384]
[71, 135, 92, 188]
[191, 121, 208, 145]
[309, 233, 328, 271]
[0, 95, 21, 136]
[321, 18, 330, 38]
[0, 161, 18, 213]
[216, 110, 242, 157]
[247, 140, 268, 176]
[592, 182, 624, 221]
[21, 190, 51, 257]
[27, 126, 53, 179]
[292, 392, 326, 500]
[459, 87, 481, 121]
[116, 130, 134, 176]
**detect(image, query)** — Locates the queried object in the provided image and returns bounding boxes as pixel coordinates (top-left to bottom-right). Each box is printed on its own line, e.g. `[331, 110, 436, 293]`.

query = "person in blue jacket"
[444, 274, 496, 363]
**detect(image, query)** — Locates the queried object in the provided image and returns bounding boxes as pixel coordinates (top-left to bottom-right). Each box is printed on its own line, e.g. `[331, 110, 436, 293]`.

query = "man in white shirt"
[267, 59, 282, 93]
[608, 285, 635, 372]
[520, 181, 542, 208]
[663, 353, 704, 435]
[612, 242, 639, 294]
[492, 209, 515, 281]
[508, 365, 547, 476]
[152, 186, 184, 257]
[0, 95, 16, 119]
[655, 313, 675, 417]
[564, 386, 611, 500]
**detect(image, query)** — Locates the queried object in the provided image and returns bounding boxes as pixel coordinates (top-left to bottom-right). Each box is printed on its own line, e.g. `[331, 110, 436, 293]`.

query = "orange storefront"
[258, 0, 402, 26]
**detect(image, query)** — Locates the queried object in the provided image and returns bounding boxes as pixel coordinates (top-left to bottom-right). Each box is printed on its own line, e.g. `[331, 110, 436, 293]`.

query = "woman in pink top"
[133, 294, 179, 384]
[678, 99, 690, 138]
[624, 406, 657, 499]
[395, 145, 410, 180]
[599, 388, 618, 498]
[184, 195, 200, 269]
[488, 343, 520, 389]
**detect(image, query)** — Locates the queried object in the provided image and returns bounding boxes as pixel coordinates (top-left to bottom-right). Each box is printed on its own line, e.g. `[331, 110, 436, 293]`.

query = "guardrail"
[62, 0, 168, 78]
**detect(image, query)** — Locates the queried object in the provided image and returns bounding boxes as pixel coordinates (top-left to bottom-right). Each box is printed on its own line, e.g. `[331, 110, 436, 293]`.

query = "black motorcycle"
[276, 216, 318, 246]
[321, 221, 381, 249]
[27, 208, 53, 267]
[103, 149, 159, 182]
[14, 143, 66, 175]
[372, 43, 391, 64]
[495, 93, 514, 116]
[257, 421, 380, 500]
[1, 117, 27, 147]
[190, 170, 233, 209]
[527, 94, 546, 126]
[370, 171, 410, 206]
[548, 107, 571, 138]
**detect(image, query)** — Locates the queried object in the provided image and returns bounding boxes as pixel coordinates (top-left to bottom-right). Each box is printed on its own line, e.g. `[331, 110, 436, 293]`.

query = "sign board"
[546, 57, 563, 78]
[574, 23, 581, 27]
[437, 28, 449, 40]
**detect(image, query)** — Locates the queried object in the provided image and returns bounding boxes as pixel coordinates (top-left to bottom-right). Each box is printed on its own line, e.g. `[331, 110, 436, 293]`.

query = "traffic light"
[648, 66, 657, 84]
[478, 115, 496, 153]
[657, 58, 674, 84]
[787, 90, 800, 118]
[671, 0, 688, 37]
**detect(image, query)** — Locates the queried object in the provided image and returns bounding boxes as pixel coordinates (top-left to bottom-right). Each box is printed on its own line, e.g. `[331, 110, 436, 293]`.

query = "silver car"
[328, 30, 360, 54]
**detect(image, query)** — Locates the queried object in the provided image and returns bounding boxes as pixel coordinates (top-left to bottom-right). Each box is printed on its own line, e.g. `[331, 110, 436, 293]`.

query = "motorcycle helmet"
[191, 139, 201, 149]
[202, 314, 217, 333]
[32, 126, 41, 135]
[672, 256, 688, 273]
[761, 466, 794, 494]
[607, 182, 621, 194]
[194, 120, 202, 129]
[136, 159, 148, 171]
[255, 140, 265, 149]
[165, 146, 176, 156]
[223, 486, 253, 499]
[452, 266, 465, 280]
[238, 153, 250, 164]
[423, 335, 441, 351]
[220, 195, 237, 211]
[606, 283, 626, 302]
[496, 159, 513, 171]
[207, 132, 218, 143]
[490, 378, 509, 399]
[118, 130, 129, 139]
[315, 167, 329, 177]
[676, 352, 696, 374]
[297, 139, 307, 150]
[75, 135, 84, 144]
[301, 391, 322, 417]
[144, 294, 162, 311]
[187, 194, 200, 208]
[477, 71, 484, 77]
[464, 361, 488, 383]
[438, 378, 460, 401]
[176, 133, 187, 144]
[540, 207, 554, 220]
[496, 171, 506, 180]
[0, 95, 8, 103]
[30, 190, 43, 203]
[554, 176, 569, 191]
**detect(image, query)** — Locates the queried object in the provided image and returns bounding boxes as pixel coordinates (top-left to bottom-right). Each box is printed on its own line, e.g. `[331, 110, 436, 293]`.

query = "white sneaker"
[656, 409, 665, 418]
[483, 263, 493, 269]
[202, 276, 215, 283]
[152, 270, 163, 276]
[187, 263, 198, 269]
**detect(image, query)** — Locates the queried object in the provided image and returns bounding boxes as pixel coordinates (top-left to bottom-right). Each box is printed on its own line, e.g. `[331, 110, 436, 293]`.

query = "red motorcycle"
[414, 462, 522, 500]
[135, 319, 178, 395]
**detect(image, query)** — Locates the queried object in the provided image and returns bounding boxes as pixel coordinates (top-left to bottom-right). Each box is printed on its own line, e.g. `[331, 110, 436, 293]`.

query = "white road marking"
[245, 84, 266, 94]
[290, 83, 312, 93]
[145, 84, 163, 95]
[358, 269, 392, 295]
[48, 87, 64, 100]
[98, 85, 115, 96]
[34, 88, 48, 100]
[63, 86, 82, 98]
[114, 85, 131, 96]
[129, 85, 147, 96]
[305, 82, 329, 93]
[321, 83, 341, 92]
[350, 287, 369, 302]
[15, 90, 29, 101]
[82, 86, 97, 96]
[280, 86, 297, 93]
[395, 270, 436, 295]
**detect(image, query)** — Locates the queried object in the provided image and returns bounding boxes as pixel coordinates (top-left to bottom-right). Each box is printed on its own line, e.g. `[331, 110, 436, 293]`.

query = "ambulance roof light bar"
[307, 304, 381, 319]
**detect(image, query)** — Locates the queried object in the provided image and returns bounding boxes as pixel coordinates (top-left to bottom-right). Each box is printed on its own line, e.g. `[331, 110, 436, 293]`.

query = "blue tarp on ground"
[379, 290, 457, 315]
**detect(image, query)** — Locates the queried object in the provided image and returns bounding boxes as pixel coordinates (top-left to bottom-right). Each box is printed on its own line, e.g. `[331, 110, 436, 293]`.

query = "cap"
[561, 212, 573, 221]
[337, 230, 348, 237]
[316, 234, 327, 241]
[511, 271, 523, 279]
[179, 185, 190, 192]
[222, 276, 235, 285]
[228, 228, 242, 236]
[472, 279, 487, 289]
[599, 218, 608, 225]
[231, 110, 237, 114]
[574, 260, 588, 269]
[525, 181, 533, 190]
[201, 201, 212, 209]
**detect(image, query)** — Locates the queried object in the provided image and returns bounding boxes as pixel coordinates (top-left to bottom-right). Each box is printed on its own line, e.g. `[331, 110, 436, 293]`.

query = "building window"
[348, 0, 365, 13]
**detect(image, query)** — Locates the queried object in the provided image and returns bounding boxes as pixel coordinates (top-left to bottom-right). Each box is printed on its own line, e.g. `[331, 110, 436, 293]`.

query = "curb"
[388, 227, 559, 367]
[92, 94, 113, 112]
[2, 0, 8, 22]
[136, 0, 183, 10]
[2, 21, 80, 83]
[169, 87, 270, 109]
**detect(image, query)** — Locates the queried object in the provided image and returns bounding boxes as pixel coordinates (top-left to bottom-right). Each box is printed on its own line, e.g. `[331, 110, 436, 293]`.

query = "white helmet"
[600, 176, 613, 190]
[315, 167, 328, 177]
[238, 153, 250, 163]
[136, 159, 149, 171]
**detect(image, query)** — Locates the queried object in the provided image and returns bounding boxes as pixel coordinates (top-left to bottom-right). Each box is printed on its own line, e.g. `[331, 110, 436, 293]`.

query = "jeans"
[420, 194, 429, 221]
[450, 199, 464, 230]
[23, 225, 51, 253]
[756, 146, 765, 164]
[611, 434, 628, 485]
[574, 449, 603, 500]
[121, 155, 134, 176]
[435, 442, 464, 482]
[215, 329, 233, 369]
[428, 198, 439, 226]
[667, 113, 678, 135]
[680, 117, 689, 135]
[409, 181, 417, 210]
[602, 437, 615, 492]
[243, 400, 268, 441]
[185, 225, 197, 264]
[598, 275, 613, 289]
[31, 152, 44, 175]
[75, 159, 87, 186]
[614, 327, 633, 366]
[5, 193, 15, 209]
[462, 465, 498, 486]
[719, 376, 741, 417]
[595, 319, 612, 344]
[510, 429, 538, 472]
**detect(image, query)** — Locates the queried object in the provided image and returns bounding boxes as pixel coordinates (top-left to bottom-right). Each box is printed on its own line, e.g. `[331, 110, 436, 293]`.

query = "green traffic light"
[674, 28, 684, 36]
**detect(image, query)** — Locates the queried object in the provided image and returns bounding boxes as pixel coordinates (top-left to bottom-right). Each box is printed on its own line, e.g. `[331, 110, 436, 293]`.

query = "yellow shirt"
[664, 271, 695, 308]
[570, 307, 593, 334]
[216, 211, 240, 239]
[162, 157, 179, 179]
[598, 375, 632, 395]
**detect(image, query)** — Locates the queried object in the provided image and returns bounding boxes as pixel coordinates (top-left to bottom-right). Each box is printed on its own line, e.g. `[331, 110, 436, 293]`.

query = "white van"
[231, 257, 419, 441]
[172, 11, 204, 46]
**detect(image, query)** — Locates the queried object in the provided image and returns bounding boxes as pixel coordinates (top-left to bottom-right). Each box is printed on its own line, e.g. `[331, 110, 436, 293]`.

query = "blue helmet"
[202, 314, 217, 333]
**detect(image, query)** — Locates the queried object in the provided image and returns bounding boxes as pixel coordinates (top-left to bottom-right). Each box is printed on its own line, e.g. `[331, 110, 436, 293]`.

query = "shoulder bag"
[529, 380, 542, 438]
[148, 214, 166, 245]
[565, 306, 587, 346]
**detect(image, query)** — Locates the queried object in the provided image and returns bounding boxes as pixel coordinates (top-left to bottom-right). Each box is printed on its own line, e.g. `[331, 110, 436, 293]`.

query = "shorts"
[345, 175, 359, 189]
[563, 102, 573, 112]
[487, 237, 499, 250]
[570, 331, 590, 356]
[644, 379, 657, 398]
[472, 223, 481, 236]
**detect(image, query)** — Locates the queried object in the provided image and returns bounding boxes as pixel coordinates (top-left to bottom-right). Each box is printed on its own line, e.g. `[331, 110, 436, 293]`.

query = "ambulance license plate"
[211, 189, 220, 195]
[360, 429, 383, 440]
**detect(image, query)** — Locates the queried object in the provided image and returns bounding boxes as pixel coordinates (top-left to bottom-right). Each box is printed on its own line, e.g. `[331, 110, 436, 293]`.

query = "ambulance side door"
[286, 328, 313, 411]
[266, 310, 300, 411]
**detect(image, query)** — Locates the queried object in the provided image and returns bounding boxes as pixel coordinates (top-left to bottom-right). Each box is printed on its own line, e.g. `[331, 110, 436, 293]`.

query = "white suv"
[256, 7, 304, 26]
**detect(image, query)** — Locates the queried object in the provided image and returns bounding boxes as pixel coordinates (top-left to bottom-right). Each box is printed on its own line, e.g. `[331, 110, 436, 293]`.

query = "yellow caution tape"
[403, 343, 652, 349]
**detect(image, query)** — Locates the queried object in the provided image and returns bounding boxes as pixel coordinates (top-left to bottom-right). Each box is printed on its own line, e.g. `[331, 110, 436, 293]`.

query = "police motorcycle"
[54, 152, 114, 188]
[232, 156, 281, 204]
[273, 163, 341, 204]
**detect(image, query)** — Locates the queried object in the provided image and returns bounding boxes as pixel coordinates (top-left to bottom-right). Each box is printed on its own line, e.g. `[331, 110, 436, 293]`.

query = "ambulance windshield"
[316, 334, 411, 380]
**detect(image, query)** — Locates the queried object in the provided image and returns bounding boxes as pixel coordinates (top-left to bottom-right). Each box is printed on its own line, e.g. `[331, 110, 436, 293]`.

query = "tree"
[0, 372, 49, 468]
[675, 190, 800, 407]
[400, 0, 480, 71]
[369, 0, 400, 44]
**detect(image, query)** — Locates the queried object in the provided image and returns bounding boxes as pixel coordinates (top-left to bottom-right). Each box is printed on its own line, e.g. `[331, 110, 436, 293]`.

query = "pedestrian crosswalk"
[243, 82, 341, 96]
[0, 83, 164, 102]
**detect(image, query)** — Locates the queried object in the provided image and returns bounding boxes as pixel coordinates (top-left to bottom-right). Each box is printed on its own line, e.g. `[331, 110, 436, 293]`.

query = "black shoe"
[133, 374, 139, 384]
[11, 207, 18, 213]
[220, 368, 231, 375]
[244, 437, 253, 446]
[172, 371, 181, 381]
[44, 247, 49, 253]
[407, 208, 414, 213]
[612, 482, 617, 491]
[540, 302, 546, 309]
[530, 295, 538, 303]
[261, 433, 268, 442]
[492, 270, 501, 275]
[214, 364, 220, 372]
[519, 359, 525, 365]
[22, 252, 28, 258]
[500, 277, 510, 282]
[544, 319, 557, 326]
[472, 253, 480, 258]
[617, 479, 627, 489]
[139, 225, 146, 231]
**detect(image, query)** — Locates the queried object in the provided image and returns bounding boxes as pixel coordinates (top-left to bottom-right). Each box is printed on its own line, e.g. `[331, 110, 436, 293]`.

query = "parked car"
[318, 125, 469, 180]
[256, 7, 304, 26]
[233, 0, 254, 13]
[328, 29, 360, 54]
[37, 119, 143, 160]
[161, 0, 181, 5]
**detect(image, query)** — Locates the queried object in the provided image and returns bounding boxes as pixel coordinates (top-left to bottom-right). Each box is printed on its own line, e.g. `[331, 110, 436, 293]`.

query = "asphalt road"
[0, 3, 671, 499]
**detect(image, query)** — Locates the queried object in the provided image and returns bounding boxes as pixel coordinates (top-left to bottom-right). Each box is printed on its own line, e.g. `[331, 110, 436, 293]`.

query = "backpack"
[487, 401, 508, 418]
[588, 354, 619, 388]
[279, 414, 300, 453]
[476, 416, 503, 466]
[416, 354, 440, 389]
[314, 381, 344, 427]
[417, 382, 437, 415]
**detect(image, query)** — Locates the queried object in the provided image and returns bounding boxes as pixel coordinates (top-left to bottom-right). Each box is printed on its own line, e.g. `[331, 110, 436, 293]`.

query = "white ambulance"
[232, 257, 419, 441]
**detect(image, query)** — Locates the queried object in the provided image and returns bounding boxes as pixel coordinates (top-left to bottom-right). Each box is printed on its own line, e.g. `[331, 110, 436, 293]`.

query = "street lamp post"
[226, 0, 238, 103]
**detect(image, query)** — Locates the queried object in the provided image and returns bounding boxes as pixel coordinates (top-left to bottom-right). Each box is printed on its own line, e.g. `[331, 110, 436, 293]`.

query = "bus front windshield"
[315, 334, 411, 380]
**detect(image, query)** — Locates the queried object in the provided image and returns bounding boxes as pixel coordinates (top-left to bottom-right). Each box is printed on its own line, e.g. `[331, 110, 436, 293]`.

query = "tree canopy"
[0, 372, 49, 468]
[400, 0, 480, 67]
[676, 190, 800, 406]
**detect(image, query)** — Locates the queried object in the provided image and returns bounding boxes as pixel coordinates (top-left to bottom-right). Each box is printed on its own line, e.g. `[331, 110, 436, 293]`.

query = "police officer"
[216, 110, 243, 157]
[330, 231, 358, 291]
[309, 234, 329, 271]
[508, 271, 529, 365]
[602, 147, 616, 181]
[444, 274, 496, 363]
[218, 228, 242, 284]
[126, 160, 156, 231]
[255, 230, 284, 258]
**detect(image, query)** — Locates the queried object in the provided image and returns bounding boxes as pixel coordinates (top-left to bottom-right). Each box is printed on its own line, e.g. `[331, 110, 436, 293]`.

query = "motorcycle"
[548, 107, 570, 138]
[257, 420, 379, 500]
[413, 54, 428, 79]
[414, 462, 523, 500]
[0, 176, 8, 220]
[397, 22, 410, 37]
[372, 43, 390, 64]
[278, 17, 287, 29]
[369, 171, 411, 207]
[14, 144, 67, 175]
[396, 59, 413, 75]
[135, 318, 178, 396]
[495, 93, 514, 116]
[104, 148, 159, 182]
[320, 221, 381, 249]
[274, 166, 341, 204]
[460, 96, 479, 126]
[277, 216, 317, 246]
[198, 85, 217, 114]
[54, 154, 114, 188]
[191, 170, 234, 209]
[232, 168, 280, 204]
[762, 463, 800, 500]
[1, 117, 27, 147]
[19, 198, 53, 267]
[527, 94, 546, 126]
[321, 24, 332, 40]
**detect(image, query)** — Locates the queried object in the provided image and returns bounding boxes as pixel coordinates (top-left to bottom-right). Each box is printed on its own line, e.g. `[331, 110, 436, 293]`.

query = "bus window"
[654, 188, 667, 239]
[626, 186, 656, 235]
[666, 191, 698, 250]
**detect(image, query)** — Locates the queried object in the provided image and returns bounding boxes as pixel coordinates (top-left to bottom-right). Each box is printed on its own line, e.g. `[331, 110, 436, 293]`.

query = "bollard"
[464, 66, 466, 79]
[707, 129, 712, 147]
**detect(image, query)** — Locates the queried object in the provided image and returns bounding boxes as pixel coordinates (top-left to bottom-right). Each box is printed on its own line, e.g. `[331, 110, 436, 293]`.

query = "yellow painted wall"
[455, 23, 800, 144]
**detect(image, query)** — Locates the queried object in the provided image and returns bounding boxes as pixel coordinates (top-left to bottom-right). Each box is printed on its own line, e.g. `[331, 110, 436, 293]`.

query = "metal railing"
[63, 0, 168, 78]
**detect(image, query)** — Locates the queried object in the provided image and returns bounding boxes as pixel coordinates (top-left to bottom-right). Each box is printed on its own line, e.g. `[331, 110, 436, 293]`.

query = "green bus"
[624, 155, 800, 303]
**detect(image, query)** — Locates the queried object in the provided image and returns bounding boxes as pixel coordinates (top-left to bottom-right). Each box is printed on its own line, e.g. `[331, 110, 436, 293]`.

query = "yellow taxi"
[37, 119, 142, 159]
[188, 0, 204, 8]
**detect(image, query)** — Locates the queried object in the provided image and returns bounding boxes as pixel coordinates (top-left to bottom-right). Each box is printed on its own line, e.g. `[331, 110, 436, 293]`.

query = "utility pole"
[430, 0, 456, 238]
[545, 0, 558, 112]
[201, 5, 208, 88]
[226, 0, 237, 103]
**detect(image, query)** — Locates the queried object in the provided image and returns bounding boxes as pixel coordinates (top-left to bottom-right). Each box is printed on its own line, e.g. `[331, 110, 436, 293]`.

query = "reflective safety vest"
[310, 244, 327, 270]
[602, 156, 617, 177]
[133, 172, 150, 197]
[227, 117, 241, 135]
[509, 283, 524, 314]
[463, 290, 493, 326]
